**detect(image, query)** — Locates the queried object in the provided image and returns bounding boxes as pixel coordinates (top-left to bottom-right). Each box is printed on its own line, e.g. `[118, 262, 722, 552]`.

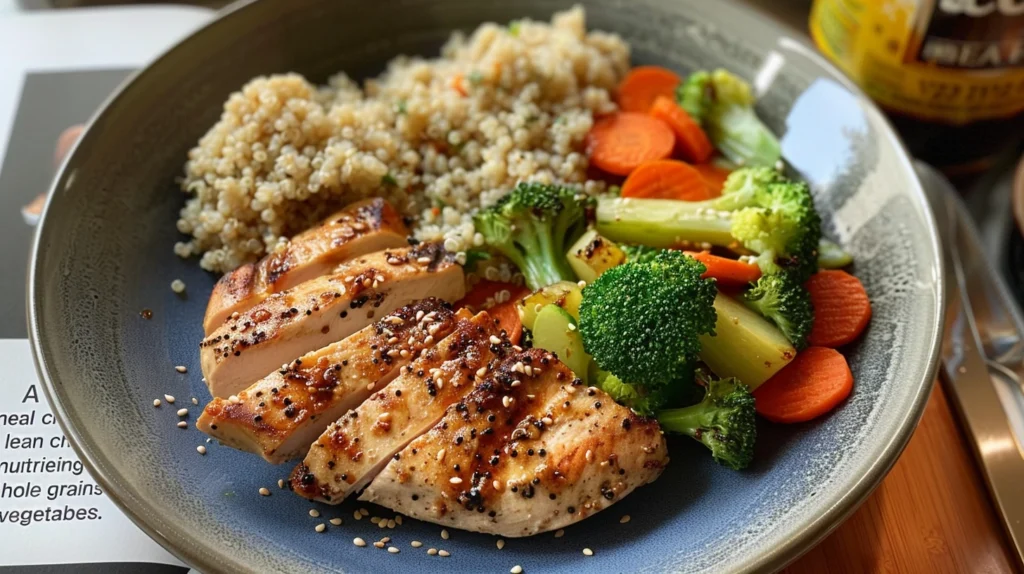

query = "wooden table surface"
[783, 382, 1018, 573]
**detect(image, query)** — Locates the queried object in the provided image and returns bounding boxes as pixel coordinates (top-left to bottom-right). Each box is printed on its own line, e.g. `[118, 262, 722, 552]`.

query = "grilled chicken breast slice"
[196, 298, 463, 463]
[290, 312, 514, 503]
[360, 348, 669, 537]
[200, 243, 464, 398]
[203, 198, 408, 334]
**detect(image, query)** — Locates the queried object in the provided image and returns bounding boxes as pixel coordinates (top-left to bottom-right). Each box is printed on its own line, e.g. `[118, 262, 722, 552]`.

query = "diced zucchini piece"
[518, 281, 582, 331]
[699, 293, 795, 390]
[566, 229, 627, 283]
[532, 304, 590, 383]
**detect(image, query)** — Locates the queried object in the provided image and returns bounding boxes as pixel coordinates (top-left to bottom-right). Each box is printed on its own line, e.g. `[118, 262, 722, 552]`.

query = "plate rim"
[26, 0, 946, 572]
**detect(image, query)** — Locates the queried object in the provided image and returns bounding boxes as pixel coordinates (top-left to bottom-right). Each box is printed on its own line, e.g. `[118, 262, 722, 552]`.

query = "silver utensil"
[923, 162, 1024, 566]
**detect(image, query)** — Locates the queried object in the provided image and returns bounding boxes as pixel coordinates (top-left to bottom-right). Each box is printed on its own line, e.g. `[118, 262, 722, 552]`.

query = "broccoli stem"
[595, 198, 736, 249]
[655, 408, 706, 440]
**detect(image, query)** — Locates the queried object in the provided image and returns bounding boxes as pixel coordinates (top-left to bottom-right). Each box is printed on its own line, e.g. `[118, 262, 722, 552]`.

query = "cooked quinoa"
[175, 6, 628, 273]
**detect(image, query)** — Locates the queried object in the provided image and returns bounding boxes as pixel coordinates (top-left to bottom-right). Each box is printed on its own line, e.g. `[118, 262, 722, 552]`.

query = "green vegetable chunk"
[698, 292, 796, 390]
[532, 305, 590, 384]
[657, 371, 756, 470]
[474, 182, 591, 291]
[677, 68, 781, 167]
[578, 250, 717, 389]
[743, 272, 814, 350]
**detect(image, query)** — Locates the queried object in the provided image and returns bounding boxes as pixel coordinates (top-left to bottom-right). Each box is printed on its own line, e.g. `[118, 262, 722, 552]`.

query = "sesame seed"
[438, 550, 451, 557]
[374, 541, 385, 549]
[424, 335, 434, 345]
[330, 518, 342, 526]
[388, 547, 400, 554]
[541, 416, 553, 425]
[191, 397, 199, 405]
[555, 529, 564, 538]
[583, 548, 594, 556]
[175, 365, 188, 373]
[511, 566, 523, 574]
[497, 539, 506, 550]
[427, 548, 438, 556]
[371, 517, 381, 524]
[510, 380, 521, 388]
[366, 382, 376, 391]
[278, 479, 285, 489]
[400, 349, 411, 359]
[512, 362, 524, 373]
[315, 524, 326, 533]
[354, 538, 367, 547]
[196, 445, 207, 455]
[378, 412, 392, 422]
[164, 394, 176, 404]
[436, 377, 444, 390]
[381, 536, 391, 544]
[577, 280, 587, 288]
[524, 365, 533, 376]
[378, 520, 388, 529]
[387, 519, 396, 528]
[416, 310, 425, 321]
[436, 449, 446, 462]
[489, 335, 502, 345]
[502, 396, 513, 408]
[177, 408, 189, 417]
[585, 449, 594, 462]
[567, 323, 577, 331]
[171, 279, 186, 293]
[360, 508, 370, 516]
[177, 421, 187, 428]
[493, 479, 502, 490]
[354, 510, 362, 520]
[449, 477, 462, 485]
[309, 509, 320, 517]
[153, 399, 161, 407]
[476, 366, 488, 377]
[387, 336, 399, 344]
[620, 515, 631, 524]
[417, 257, 432, 264]
[395, 515, 403, 525]
[441, 529, 450, 540]
[259, 487, 270, 496]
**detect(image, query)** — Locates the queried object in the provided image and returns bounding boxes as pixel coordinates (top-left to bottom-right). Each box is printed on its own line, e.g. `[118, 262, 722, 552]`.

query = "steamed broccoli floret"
[578, 250, 717, 389]
[596, 167, 821, 282]
[743, 272, 814, 350]
[657, 372, 756, 470]
[677, 69, 781, 168]
[619, 243, 660, 264]
[474, 182, 591, 290]
[593, 370, 668, 417]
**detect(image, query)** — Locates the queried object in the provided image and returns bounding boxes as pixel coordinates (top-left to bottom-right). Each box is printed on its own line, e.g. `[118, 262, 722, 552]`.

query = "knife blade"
[920, 163, 1024, 566]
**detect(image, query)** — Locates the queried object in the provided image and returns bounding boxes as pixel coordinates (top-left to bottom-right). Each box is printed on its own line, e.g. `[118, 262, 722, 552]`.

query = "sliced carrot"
[621, 160, 711, 201]
[753, 347, 854, 423]
[806, 270, 872, 347]
[616, 66, 682, 113]
[649, 96, 714, 163]
[683, 251, 762, 286]
[586, 112, 674, 176]
[454, 280, 530, 344]
[692, 162, 733, 197]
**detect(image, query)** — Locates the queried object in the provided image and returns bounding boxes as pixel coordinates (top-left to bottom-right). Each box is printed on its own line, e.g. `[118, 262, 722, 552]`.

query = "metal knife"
[921, 163, 1024, 566]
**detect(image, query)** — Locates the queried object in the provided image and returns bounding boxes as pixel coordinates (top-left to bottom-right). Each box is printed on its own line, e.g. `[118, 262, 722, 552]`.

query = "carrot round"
[683, 251, 761, 286]
[649, 95, 714, 163]
[586, 113, 675, 176]
[454, 280, 530, 344]
[616, 66, 682, 113]
[692, 162, 733, 197]
[806, 270, 871, 347]
[621, 160, 711, 201]
[753, 347, 854, 423]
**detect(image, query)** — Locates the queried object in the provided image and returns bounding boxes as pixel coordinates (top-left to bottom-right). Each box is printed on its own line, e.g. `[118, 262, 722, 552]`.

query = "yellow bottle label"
[810, 0, 1024, 124]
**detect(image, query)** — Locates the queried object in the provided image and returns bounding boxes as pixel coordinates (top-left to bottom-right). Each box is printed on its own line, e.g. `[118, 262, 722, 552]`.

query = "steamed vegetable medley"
[459, 66, 871, 470]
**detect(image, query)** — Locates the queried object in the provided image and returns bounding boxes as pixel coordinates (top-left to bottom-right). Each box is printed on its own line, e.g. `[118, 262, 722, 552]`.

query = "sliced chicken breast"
[359, 348, 669, 537]
[200, 243, 464, 398]
[290, 312, 514, 503]
[203, 198, 409, 334]
[196, 298, 463, 463]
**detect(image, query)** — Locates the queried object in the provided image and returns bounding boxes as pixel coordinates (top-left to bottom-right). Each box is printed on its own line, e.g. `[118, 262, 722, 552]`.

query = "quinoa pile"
[175, 6, 629, 273]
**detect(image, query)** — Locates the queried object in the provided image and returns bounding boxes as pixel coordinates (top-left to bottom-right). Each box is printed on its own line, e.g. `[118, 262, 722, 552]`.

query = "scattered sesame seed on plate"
[330, 518, 342, 526]
[449, 477, 463, 485]
[583, 548, 594, 556]
[371, 517, 381, 524]
[496, 539, 505, 550]
[388, 547, 400, 554]
[152, 399, 161, 407]
[176, 421, 187, 429]
[395, 515, 403, 525]
[620, 515, 631, 524]
[360, 508, 370, 516]
[164, 394, 175, 403]
[441, 529, 450, 540]
[374, 541, 385, 549]
[387, 519, 396, 528]
[177, 408, 189, 417]
[191, 397, 199, 405]
[259, 487, 270, 496]
[438, 550, 451, 557]
[554, 529, 564, 538]
[278, 479, 285, 489]
[175, 365, 187, 373]
[427, 548, 438, 556]
[411, 541, 423, 548]
[353, 537, 366, 547]
[511, 566, 523, 574]
[378, 520, 388, 530]
[309, 509, 320, 518]
[315, 523, 326, 533]
[196, 445, 207, 455]
[171, 279, 186, 293]
[354, 511, 362, 520]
